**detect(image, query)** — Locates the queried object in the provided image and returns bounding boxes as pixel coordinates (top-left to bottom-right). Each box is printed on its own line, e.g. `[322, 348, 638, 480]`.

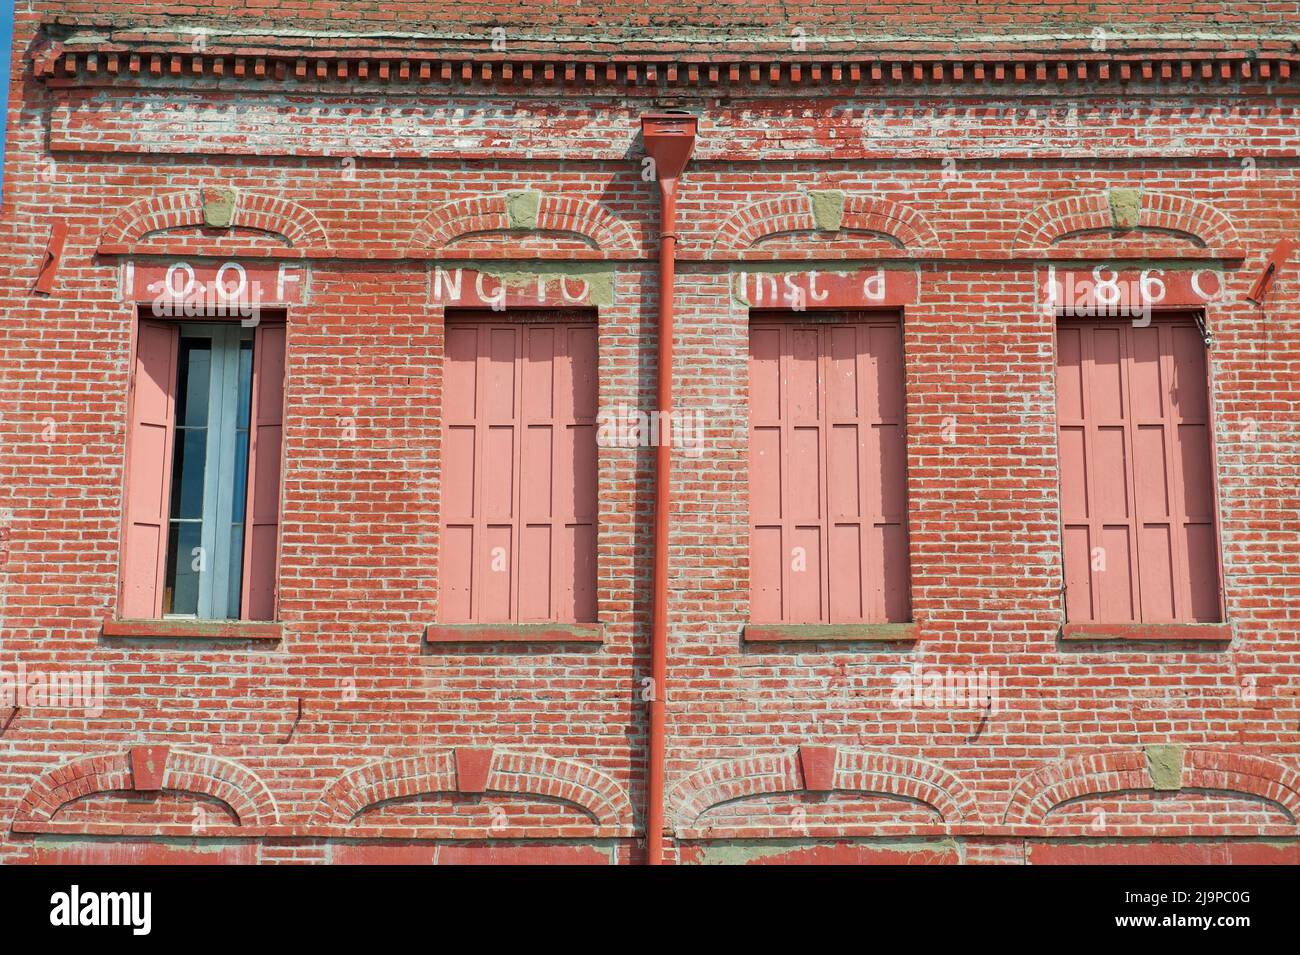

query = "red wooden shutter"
[1057, 316, 1220, 623]
[121, 320, 179, 618]
[439, 314, 597, 623]
[749, 316, 910, 624]
[242, 322, 286, 620]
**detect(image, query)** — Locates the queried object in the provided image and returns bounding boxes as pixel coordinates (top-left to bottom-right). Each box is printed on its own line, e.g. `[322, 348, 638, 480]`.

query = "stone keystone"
[505, 190, 542, 229]
[130, 745, 170, 791]
[455, 746, 494, 794]
[808, 190, 845, 232]
[1108, 188, 1142, 230]
[798, 744, 838, 791]
[202, 187, 238, 228]
[1144, 744, 1185, 791]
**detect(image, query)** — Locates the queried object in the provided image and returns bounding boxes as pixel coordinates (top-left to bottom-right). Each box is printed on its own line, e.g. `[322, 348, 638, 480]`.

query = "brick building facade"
[1, 2, 1298, 864]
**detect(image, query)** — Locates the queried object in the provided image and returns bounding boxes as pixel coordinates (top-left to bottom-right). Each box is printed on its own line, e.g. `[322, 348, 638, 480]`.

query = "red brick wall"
[1, 3, 1298, 864]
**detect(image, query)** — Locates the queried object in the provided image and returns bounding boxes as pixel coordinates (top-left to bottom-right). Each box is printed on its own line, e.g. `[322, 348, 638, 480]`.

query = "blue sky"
[0, 0, 13, 197]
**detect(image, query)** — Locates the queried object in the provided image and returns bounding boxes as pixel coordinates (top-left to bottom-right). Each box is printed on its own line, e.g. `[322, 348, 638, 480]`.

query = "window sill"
[1060, 622, 1232, 643]
[743, 623, 917, 643]
[424, 623, 604, 645]
[101, 618, 283, 642]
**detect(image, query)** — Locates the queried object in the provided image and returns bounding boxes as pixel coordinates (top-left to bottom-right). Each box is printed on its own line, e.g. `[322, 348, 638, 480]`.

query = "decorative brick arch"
[710, 192, 942, 255]
[99, 189, 330, 249]
[410, 191, 637, 252]
[668, 746, 977, 832]
[1003, 748, 1300, 825]
[311, 747, 633, 827]
[1012, 190, 1243, 256]
[12, 748, 279, 830]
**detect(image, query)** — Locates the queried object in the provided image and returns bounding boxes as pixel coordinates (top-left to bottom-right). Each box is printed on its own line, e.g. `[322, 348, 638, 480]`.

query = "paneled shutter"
[121, 320, 179, 618]
[1057, 316, 1221, 623]
[242, 321, 286, 620]
[439, 314, 598, 623]
[749, 316, 910, 624]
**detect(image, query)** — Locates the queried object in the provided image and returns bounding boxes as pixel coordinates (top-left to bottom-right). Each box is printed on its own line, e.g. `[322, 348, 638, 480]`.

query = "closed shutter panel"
[1056, 316, 1221, 623]
[749, 316, 910, 624]
[439, 314, 597, 623]
[121, 320, 179, 618]
[241, 322, 286, 620]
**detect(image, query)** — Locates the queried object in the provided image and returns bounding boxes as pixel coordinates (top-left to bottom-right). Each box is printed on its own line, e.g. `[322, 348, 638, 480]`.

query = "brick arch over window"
[1002, 749, 1300, 825]
[99, 190, 330, 249]
[410, 192, 637, 252]
[12, 749, 279, 830]
[1012, 190, 1243, 256]
[710, 193, 942, 255]
[668, 746, 977, 832]
[311, 747, 634, 827]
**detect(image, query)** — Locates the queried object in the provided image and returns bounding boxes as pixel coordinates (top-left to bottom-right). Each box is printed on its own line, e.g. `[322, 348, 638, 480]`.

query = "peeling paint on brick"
[474, 261, 615, 305]
[1, 0, 1296, 867]
[685, 839, 960, 865]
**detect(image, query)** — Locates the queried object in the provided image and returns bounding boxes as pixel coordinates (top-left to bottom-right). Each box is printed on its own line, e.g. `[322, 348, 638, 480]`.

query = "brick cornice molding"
[710, 192, 942, 256]
[12, 749, 280, 832]
[409, 192, 637, 254]
[98, 188, 330, 252]
[33, 37, 1300, 92]
[1002, 748, 1300, 825]
[1012, 189, 1244, 257]
[311, 747, 634, 828]
[668, 746, 978, 833]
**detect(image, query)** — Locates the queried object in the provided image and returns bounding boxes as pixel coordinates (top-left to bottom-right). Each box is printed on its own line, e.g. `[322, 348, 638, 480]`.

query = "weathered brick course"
[0, 1, 1297, 864]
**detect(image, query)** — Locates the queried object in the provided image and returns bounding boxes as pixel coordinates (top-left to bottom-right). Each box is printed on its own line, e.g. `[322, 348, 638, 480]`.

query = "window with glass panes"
[121, 316, 285, 621]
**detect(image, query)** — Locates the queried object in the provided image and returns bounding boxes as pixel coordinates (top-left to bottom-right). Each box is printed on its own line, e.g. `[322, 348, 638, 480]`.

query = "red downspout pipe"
[639, 112, 697, 866]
